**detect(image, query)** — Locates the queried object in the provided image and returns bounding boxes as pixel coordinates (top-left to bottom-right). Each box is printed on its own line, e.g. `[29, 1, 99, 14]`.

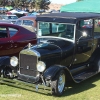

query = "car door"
[8, 27, 19, 55]
[73, 27, 93, 65]
[0, 26, 13, 56]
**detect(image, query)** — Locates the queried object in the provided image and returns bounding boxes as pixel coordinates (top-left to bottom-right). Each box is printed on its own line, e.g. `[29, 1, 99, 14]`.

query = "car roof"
[37, 12, 100, 19]
[0, 14, 17, 16]
[36, 12, 100, 24]
[18, 16, 36, 20]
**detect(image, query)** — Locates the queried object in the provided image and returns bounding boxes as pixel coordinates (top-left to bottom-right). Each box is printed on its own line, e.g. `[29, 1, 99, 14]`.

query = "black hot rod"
[0, 12, 100, 96]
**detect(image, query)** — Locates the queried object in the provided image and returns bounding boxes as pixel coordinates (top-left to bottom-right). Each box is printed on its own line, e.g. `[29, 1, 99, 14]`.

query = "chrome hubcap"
[98, 60, 100, 72]
[58, 73, 65, 93]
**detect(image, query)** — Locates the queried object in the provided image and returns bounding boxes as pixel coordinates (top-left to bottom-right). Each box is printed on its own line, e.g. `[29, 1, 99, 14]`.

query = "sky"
[50, 0, 77, 4]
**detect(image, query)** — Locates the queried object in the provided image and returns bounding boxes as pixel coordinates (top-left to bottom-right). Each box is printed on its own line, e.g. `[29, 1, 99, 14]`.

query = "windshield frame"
[37, 21, 76, 42]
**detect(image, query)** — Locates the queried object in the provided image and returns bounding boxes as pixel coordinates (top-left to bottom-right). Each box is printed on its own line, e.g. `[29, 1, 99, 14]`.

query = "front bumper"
[0, 77, 52, 94]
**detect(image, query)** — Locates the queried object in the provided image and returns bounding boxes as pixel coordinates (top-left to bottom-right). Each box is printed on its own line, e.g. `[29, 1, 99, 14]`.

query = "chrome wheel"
[97, 59, 100, 72]
[58, 73, 65, 93]
[51, 70, 66, 96]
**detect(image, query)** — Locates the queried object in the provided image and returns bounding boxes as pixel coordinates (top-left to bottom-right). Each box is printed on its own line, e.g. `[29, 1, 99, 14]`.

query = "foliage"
[40, 0, 51, 10]
[0, 0, 51, 11]
[29, 0, 50, 11]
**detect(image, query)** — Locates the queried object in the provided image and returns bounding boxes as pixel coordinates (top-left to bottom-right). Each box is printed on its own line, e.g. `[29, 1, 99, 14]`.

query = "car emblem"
[27, 66, 29, 69]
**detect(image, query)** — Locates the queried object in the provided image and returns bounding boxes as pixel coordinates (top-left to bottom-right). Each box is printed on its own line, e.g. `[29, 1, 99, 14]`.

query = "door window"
[0, 27, 8, 38]
[94, 19, 100, 38]
[15, 20, 22, 25]
[76, 19, 93, 39]
[23, 20, 34, 26]
[9, 27, 18, 37]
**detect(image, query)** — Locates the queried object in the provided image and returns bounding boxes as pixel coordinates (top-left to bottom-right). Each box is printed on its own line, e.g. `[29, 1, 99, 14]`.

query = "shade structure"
[60, 0, 100, 13]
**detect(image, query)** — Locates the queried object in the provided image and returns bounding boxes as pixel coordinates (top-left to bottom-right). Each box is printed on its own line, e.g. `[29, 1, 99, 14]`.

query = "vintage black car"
[1, 12, 100, 96]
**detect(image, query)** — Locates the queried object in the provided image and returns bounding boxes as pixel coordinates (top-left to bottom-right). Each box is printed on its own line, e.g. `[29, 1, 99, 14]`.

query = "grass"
[0, 74, 100, 100]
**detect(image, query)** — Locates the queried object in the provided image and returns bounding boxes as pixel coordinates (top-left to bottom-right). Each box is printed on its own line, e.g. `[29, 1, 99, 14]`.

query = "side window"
[39, 22, 50, 35]
[0, 27, 8, 38]
[9, 27, 18, 37]
[15, 20, 22, 25]
[23, 20, 34, 26]
[79, 19, 93, 29]
[94, 19, 100, 37]
[77, 19, 93, 39]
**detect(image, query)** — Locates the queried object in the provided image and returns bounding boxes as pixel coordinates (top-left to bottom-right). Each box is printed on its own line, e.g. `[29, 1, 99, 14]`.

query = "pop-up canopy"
[60, 0, 100, 13]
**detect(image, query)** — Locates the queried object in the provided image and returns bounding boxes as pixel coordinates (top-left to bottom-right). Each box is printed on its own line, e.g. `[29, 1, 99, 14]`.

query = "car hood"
[32, 38, 74, 57]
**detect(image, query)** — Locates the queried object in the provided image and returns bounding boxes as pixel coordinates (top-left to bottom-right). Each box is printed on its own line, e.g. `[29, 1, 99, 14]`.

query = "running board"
[73, 70, 98, 83]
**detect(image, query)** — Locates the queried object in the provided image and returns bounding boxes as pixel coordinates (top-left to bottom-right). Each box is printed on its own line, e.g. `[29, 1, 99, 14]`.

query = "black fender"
[0, 56, 10, 68]
[43, 65, 73, 81]
[0, 56, 18, 75]
[43, 65, 80, 86]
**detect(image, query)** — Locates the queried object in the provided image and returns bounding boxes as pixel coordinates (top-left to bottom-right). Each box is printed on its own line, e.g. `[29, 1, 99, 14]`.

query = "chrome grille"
[20, 54, 38, 76]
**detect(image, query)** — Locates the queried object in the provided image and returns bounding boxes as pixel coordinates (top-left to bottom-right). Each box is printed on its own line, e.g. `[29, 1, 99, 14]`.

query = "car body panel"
[0, 23, 37, 56]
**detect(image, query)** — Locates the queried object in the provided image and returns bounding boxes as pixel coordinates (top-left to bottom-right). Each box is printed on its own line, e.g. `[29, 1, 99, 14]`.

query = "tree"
[0, 0, 8, 6]
[0, 0, 51, 11]
[13, 0, 20, 8]
[40, 0, 50, 10]
[29, 0, 50, 11]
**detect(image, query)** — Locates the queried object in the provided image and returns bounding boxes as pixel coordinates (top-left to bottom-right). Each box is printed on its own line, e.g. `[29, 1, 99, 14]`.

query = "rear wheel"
[96, 58, 100, 72]
[51, 70, 66, 96]
[93, 57, 100, 72]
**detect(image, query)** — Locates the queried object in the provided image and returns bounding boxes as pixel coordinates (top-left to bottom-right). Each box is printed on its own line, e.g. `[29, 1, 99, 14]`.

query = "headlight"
[10, 56, 18, 67]
[37, 61, 46, 72]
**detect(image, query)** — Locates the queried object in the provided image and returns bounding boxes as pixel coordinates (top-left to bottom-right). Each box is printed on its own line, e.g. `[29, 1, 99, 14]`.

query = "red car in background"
[0, 23, 37, 57]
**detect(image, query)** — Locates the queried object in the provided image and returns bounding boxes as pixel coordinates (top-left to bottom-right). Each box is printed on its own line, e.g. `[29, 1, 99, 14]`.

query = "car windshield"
[38, 22, 75, 40]
[2, 16, 18, 20]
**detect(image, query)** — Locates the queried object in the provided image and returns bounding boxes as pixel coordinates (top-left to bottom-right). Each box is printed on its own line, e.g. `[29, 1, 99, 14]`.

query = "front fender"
[0, 56, 10, 68]
[43, 65, 76, 85]
[43, 65, 65, 80]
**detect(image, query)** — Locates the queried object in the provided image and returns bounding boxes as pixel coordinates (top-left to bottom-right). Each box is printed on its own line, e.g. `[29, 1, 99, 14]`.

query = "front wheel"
[51, 70, 66, 96]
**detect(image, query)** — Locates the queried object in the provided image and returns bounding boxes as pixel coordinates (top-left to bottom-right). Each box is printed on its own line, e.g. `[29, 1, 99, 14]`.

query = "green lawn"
[0, 74, 100, 100]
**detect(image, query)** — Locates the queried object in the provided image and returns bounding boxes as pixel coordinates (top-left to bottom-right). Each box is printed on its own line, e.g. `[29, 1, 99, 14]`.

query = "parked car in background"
[15, 16, 37, 32]
[0, 14, 18, 24]
[0, 7, 7, 13]
[0, 20, 13, 24]
[0, 23, 37, 57]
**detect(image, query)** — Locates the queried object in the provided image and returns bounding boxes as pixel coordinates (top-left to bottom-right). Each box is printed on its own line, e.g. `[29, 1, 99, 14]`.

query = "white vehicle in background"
[0, 14, 18, 24]
[0, 20, 13, 24]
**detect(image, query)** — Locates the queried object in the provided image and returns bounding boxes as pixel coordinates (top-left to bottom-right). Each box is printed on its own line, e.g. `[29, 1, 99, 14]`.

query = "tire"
[93, 57, 100, 72]
[3, 67, 13, 78]
[51, 70, 66, 96]
[96, 58, 100, 72]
